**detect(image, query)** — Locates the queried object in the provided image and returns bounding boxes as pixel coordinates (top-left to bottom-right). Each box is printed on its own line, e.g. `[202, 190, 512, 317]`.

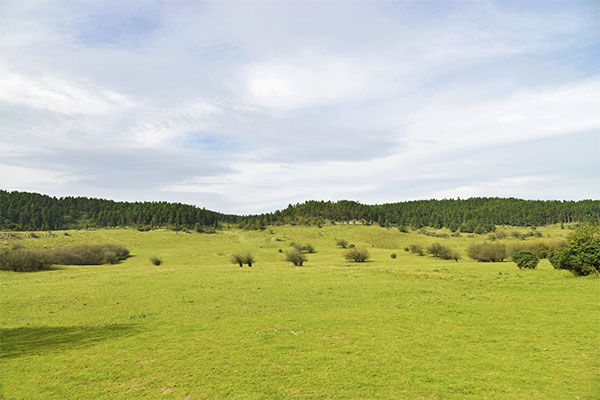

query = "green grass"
[1, 225, 598, 399]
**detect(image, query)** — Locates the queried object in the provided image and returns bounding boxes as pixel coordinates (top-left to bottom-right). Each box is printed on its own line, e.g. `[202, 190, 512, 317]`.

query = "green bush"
[427, 243, 460, 261]
[467, 243, 507, 262]
[548, 225, 600, 276]
[409, 244, 424, 256]
[302, 243, 316, 253]
[285, 249, 307, 266]
[344, 248, 369, 263]
[390, 253, 397, 259]
[512, 251, 539, 269]
[0, 244, 130, 271]
[242, 253, 255, 267]
[336, 238, 349, 248]
[231, 253, 244, 267]
[0, 248, 51, 271]
[48, 244, 129, 265]
[509, 240, 566, 259]
[150, 256, 162, 266]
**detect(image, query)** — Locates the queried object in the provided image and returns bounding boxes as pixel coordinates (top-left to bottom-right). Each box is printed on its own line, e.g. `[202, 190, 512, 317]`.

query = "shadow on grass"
[0, 324, 138, 359]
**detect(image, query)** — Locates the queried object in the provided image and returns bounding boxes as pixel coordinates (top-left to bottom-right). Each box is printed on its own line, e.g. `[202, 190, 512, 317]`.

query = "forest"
[1, 190, 598, 231]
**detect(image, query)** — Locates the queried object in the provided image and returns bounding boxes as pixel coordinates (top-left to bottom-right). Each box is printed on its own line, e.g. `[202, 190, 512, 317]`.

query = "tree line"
[0, 190, 240, 231]
[244, 198, 599, 231]
[1, 190, 598, 231]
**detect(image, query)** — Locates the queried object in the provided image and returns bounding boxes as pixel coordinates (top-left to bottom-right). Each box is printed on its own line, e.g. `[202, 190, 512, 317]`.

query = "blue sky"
[0, 0, 598, 213]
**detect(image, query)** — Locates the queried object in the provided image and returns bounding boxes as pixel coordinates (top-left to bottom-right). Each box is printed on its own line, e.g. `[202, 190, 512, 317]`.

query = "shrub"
[398, 225, 408, 233]
[467, 243, 507, 262]
[548, 225, 600, 276]
[344, 248, 370, 263]
[336, 238, 349, 248]
[409, 244, 424, 256]
[548, 247, 572, 270]
[509, 240, 566, 259]
[427, 243, 460, 261]
[404, 247, 410, 252]
[230, 254, 244, 267]
[390, 253, 397, 259]
[0, 243, 130, 271]
[285, 249, 307, 266]
[512, 251, 539, 269]
[302, 243, 316, 253]
[0, 248, 51, 271]
[242, 253, 255, 267]
[48, 244, 129, 265]
[150, 256, 162, 266]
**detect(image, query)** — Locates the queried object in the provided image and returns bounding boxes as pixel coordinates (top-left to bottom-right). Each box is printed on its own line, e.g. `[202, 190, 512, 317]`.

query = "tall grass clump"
[467, 243, 507, 262]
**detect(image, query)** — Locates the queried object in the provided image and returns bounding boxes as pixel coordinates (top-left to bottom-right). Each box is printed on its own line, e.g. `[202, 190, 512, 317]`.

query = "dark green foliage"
[2, 191, 598, 231]
[467, 243, 507, 262]
[150, 256, 162, 266]
[0, 190, 238, 231]
[404, 247, 410, 252]
[427, 243, 460, 261]
[398, 225, 408, 233]
[390, 253, 397, 259]
[336, 238, 349, 248]
[548, 225, 600, 276]
[344, 248, 370, 262]
[285, 249, 307, 266]
[512, 251, 539, 269]
[548, 248, 573, 270]
[409, 244, 424, 256]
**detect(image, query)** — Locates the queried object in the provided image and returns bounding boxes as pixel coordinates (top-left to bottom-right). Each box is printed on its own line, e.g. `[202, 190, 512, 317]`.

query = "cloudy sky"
[1, 0, 598, 214]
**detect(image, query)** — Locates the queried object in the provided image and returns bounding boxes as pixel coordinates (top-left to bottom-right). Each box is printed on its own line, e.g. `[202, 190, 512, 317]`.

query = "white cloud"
[0, 69, 136, 115]
[243, 54, 380, 111]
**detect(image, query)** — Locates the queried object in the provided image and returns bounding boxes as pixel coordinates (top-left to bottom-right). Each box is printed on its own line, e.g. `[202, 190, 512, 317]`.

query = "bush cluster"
[509, 240, 566, 259]
[467, 243, 507, 262]
[512, 251, 539, 269]
[427, 243, 460, 261]
[48, 244, 129, 265]
[408, 244, 424, 256]
[548, 225, 600, 276]
[231, 253, 255, 267]
[0, 244, 130, 272]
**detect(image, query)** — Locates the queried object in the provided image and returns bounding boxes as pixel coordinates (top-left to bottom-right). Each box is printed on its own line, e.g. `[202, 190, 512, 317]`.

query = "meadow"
[1, 225, 598, 399]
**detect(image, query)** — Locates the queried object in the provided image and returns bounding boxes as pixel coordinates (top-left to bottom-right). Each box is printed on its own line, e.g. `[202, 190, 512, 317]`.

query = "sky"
[0, 0, 598, 214]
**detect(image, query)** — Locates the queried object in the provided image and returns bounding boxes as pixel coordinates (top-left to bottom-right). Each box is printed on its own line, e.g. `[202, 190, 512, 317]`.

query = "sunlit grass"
[1, 225, 598, 399]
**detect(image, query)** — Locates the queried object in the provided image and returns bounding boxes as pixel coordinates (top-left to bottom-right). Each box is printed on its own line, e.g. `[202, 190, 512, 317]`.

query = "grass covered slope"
[1, 226, 598, 399]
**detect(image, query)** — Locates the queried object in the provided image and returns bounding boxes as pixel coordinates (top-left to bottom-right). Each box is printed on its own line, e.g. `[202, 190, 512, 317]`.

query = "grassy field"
[1, 225, 598, 399]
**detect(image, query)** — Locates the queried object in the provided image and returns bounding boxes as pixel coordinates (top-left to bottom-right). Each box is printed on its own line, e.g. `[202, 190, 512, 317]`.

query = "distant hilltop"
[1, 190, 598, 232]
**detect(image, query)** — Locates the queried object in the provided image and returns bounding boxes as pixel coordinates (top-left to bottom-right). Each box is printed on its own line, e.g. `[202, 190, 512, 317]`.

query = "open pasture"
[1, 225, 598, 399]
